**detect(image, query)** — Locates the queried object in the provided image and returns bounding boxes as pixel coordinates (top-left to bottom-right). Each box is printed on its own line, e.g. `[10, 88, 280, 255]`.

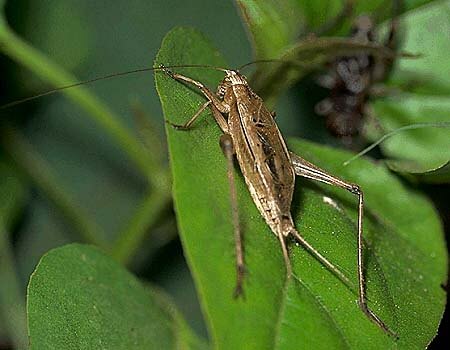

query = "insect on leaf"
[155, 27, 447, 349]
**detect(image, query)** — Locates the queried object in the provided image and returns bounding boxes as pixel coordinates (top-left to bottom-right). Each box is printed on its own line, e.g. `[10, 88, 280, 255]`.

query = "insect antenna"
[0, 64, 227, 110]
[237, 59, 306, 71]
[343, 122, 450, 166]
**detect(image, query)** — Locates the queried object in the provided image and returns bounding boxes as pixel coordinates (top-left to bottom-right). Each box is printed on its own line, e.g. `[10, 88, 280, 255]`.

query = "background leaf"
[366, 1, 450, 179]
[155, 27, 447, 349]
[385, 159, 450, 183]
[235, 0, 305, 59]
[27, 243, 206, 350]
[236, 0, 434, 61]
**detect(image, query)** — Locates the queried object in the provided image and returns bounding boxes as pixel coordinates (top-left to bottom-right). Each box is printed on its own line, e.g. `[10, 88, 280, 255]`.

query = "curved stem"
[1, 127, 108, 248]
[111, 187, 171, 265]
[0, 25, 154, 182]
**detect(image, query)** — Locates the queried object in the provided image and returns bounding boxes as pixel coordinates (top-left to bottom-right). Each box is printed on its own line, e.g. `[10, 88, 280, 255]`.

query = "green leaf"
[387, 0, 450, 94]
[385, 159, 450, 184]
[295, 0, 435, 34]
[235, 0, 437, 102]
[235, 0, 434, 60]
[27, 243, 206, 350]
[235, 0, 305, 59]
[367, 1, 450, 179]
[155, 27, 447, 349]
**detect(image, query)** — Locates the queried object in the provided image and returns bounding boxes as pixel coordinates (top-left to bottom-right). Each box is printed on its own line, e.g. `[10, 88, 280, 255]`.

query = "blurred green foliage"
[0, 0, 448, 349]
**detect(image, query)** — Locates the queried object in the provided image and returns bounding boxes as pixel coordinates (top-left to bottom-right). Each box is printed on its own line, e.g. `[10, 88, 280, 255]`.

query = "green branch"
[1, 127, 108, 248]
[111, 186, 171, 265]
[0, 25, 154, 183]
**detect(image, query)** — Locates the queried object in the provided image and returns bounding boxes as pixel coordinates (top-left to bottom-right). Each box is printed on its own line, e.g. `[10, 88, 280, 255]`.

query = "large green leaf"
[368, 1, 450, 179]
[155, 27, 447, 349]
[27, 243, 206, 349]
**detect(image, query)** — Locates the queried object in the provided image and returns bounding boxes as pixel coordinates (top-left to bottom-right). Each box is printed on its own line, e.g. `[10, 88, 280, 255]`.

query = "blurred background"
[0, 0, 448, 349]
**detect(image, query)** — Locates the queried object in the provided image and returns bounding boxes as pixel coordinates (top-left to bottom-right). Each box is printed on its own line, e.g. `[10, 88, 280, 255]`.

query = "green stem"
[1, 24, 175, 264]
[111, 187, 171, 265]
[0, 25, 154, 182]
[0, 225, 27, 350]
[1, 127, 108, 248]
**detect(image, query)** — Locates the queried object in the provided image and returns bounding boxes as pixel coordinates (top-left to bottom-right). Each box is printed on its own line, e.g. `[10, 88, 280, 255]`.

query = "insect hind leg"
[289, 151, 397, 338]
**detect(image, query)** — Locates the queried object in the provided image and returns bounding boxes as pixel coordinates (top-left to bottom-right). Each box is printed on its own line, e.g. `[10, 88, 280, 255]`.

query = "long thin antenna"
[238, 59, 286, 71]
[343, 122, 450, 166]
[0, 64, 226, 110]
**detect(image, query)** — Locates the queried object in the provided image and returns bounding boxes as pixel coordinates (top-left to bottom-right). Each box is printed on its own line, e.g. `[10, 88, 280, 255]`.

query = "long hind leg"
[289, 152, 397, 338]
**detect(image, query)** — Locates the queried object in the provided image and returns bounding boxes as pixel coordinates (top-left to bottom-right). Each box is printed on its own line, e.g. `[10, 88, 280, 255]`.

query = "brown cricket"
[160, 65, 396, 337]
[0, 60, 395, 337]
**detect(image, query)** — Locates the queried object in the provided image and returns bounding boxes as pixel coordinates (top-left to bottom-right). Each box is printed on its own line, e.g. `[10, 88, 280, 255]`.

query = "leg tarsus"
[165, 100, 211, 130]
[279, 234, 292, 281]
[165, 119, 190, 130]
[358, 299, 399, 339]
[233, 263, 246, 299]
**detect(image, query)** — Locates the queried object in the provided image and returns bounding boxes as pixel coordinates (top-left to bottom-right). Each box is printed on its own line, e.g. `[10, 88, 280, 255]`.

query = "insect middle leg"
[166, 100, 211, 130]
[220, 134, 246, 298]
[289, 152, 396, 337]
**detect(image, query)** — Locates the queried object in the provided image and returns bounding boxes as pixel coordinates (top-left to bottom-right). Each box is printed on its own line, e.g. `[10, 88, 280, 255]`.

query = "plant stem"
[0, 226, 27, 350]
[0, 25, 154, 183]
[0, 24, 174, 264]
[111, 187, 171, 265]
[1, 127, 108, 248]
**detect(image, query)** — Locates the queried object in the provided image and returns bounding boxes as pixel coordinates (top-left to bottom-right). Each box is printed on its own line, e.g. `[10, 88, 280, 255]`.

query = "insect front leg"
[160, 65, 229, 113]
[219, 134, 245, 298]
[160, 65, 230, 132]
[289, 152, 397, 338]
